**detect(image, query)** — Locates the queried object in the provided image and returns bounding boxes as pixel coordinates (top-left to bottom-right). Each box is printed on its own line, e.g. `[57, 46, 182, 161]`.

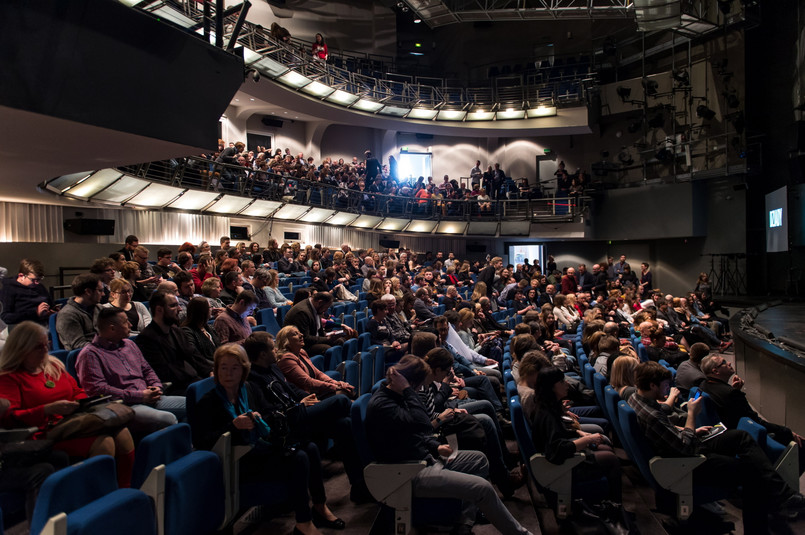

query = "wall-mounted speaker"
[261, 116, 284, 128]
[379, 239, 400, 249]
[284, 231, 301, 241]
[466, 244, 487, 254]
[63, 219, 115, 235]
[230, 226, 249, 240]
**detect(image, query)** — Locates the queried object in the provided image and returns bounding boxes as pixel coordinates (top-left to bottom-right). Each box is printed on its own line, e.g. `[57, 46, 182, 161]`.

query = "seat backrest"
[66, 349, 82, 384]
[358, 351, 376, 396]
[350, 393, 374, 466]
[256, 308, 280, 336]
[358, 332, 372, 353]
[325, 345, 343, 371]
[617, 401, 659, 490]
[509, 397, 536, 464]
[593, 372, 607, 409]
[505, 380, 518, 400]
[604, 387, 629, 453]
[276, 304, 292, 326]
[31, 455, 118, 535]
[131, 423, 194, 489]
[357, 318, 368, 334]
[583, 363, 595, 389]
[342, 338, 359, 360]
[186, 377, 216, 432]
[49, 313, 61, 351]
[49, 349, 69, 364]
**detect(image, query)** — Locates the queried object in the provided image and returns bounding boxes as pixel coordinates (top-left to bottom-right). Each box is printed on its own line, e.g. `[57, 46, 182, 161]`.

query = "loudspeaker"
[63, 218, 115, 235]
[261, 116, 284, 128]
[284, 231, 301, 241]
[466, 244, 487, 254]
[379, 239, 400, 249]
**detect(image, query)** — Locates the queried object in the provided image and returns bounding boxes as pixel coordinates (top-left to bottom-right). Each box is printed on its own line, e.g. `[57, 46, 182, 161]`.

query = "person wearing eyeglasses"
[89, 257, 117, 305]
[701, 355, 805, 475]
[0, 259, 55, 329]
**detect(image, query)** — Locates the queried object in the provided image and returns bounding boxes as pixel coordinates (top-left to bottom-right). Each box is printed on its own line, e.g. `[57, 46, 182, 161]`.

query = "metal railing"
[137, 0, 597, 110]
[117, 156, 589, 222]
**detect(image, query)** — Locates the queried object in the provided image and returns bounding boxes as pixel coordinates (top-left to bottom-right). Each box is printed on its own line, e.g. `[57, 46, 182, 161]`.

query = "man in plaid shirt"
[628, 361, 805, 529]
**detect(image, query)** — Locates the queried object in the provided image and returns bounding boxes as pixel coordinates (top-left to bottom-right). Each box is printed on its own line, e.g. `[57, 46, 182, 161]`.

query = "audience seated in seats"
[700, 354, 805, 473]
[152, 247, 181, 279]
[192, 343, 344, 535]
[276, 325, 355, 398]
[181, 297, 221, 366]
[515, 351, 553, 422]
[190, 256, 215, 290]
[120, 261, 150, 302]
[133, 246, 160, 295]
[249, 268, 273, 310]
[242, 332, 371, 503]
[645, 330, 687, 367]
[283, 291, 355, 356]
[118, 234, 139, 262]
[592, 335, 619, 377]
[277, 246, 301, 275]
[76, 307, 184, 435]
[441, 312, 501, 378]
[264, 269, 293, 308]
[200, 277, 226, 316]
[102, 278, 151, 336]
[135, 291, 211, 395]
[674, 342, 708, 397]
[214, 290, 258, 345]
[219, 271, 242, 306]
[530, 366, 622, 501]
[628, 361, 805, 531]
[89, 257, 116, 305]
[0, 322, 135, 488]
[455, 308, 503, 363]
[55, 273, 103, 351]
[608, 356, 639, 400]
[365, 355, 533, 535]
[0, 259, 54, 328]
[172, 271, 197, 321]
[421, 348, 524, 498]
[0, 397, 67, 524]
[367, 300, 406, 362]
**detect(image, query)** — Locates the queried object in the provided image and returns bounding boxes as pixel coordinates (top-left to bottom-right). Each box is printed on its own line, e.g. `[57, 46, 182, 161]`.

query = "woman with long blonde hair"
[0, 322, 135, 487]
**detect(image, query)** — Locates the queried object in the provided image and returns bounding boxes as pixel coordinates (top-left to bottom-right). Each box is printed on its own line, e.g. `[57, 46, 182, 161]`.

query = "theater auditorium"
[1, 0, 805, 534]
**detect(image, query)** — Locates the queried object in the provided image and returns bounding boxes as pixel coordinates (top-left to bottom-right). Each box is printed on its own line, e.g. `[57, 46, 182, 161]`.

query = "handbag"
[45, 401, 134, 442]
[439, 412, 487, 453]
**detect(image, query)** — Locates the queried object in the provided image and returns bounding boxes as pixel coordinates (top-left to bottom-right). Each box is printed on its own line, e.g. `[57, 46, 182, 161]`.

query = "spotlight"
[696, 105, 716, 120]
[724, 92, 740, 108]
[647, 112, 665, 129]
[251, 70, 260, 82]
[642, 78, 659, 96]
[655, 148, 673, 162]
[672, 69, 689, 86]
[616, 86, 632, 101]
[413, 18, 421, 23]
[244, 68, 260, 82]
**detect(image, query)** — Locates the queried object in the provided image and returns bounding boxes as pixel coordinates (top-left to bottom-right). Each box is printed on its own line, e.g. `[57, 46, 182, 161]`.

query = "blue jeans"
[130, 395, 185, 434]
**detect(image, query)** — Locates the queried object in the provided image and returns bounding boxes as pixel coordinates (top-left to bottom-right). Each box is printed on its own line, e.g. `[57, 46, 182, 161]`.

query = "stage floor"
[755, 303, 805, 345]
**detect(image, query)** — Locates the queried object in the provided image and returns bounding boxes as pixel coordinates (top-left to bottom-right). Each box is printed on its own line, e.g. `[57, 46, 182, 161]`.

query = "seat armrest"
[212, 432, 253, 528]
[530, 453, 585, 519]
[0, 427, 39, 442]
[363, 461, 426, 505]
[649, 455, 706, 493]
[529, 453, 584, 489]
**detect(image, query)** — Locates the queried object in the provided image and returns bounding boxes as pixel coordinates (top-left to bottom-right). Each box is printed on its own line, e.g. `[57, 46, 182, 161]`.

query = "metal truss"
[404, 0, 634, 27]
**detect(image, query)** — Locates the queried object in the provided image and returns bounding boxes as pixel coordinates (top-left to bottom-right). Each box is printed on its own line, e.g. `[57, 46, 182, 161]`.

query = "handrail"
[134, 0, 596, 111]
[115, 156, 589, 223]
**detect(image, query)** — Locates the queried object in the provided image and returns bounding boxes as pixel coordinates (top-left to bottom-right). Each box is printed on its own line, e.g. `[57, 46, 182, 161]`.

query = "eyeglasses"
[25, 275, 43, 284]
[714, 360, 730, 369]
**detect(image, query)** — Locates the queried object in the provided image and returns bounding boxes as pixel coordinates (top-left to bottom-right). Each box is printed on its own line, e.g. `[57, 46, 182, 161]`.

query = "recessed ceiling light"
[414, 18, 421, 23]
[250, 98, 254, 101]
[234, 98, 239, 101]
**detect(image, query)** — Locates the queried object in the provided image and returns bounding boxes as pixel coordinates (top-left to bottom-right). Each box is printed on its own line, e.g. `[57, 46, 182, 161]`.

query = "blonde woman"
[470, 281, 487, 304]
[102, 278, 151, 335]
[0, 322, 135, 487]
[275, 326, 353, 398]
[265, 269, 293, 307]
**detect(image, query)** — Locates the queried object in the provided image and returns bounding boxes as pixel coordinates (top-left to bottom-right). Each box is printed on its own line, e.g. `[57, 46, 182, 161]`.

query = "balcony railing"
[114, 156, 588, 223]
